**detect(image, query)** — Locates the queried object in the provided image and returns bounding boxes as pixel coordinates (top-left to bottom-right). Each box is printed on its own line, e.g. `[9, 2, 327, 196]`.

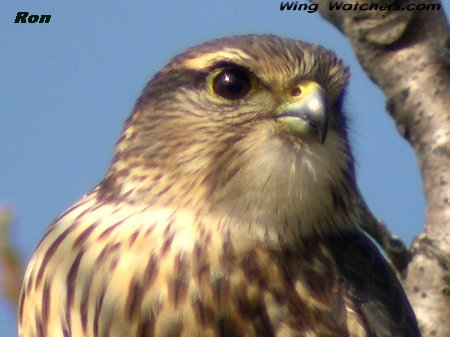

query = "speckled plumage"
[19, 35, 420, 337]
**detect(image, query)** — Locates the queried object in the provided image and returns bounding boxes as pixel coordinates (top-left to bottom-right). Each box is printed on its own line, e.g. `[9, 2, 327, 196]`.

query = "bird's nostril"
[291, 87, 302, 97]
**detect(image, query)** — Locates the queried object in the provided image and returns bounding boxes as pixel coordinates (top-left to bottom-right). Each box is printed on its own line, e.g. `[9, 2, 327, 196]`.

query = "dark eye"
[212, 67, 251, 100]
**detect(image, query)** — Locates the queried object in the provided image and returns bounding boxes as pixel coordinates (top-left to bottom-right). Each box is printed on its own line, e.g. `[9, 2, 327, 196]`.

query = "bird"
[18, 34, 421, 337]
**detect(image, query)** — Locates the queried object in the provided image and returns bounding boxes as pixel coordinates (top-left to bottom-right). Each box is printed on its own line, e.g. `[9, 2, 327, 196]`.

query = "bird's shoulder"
[327, 230, 421, 337]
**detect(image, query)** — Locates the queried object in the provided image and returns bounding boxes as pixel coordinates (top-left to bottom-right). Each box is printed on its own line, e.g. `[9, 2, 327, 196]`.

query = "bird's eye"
[212, 67, 251, 100]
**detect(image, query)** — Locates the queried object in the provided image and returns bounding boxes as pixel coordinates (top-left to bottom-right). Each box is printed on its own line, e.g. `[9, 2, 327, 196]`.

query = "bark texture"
[313, 1, 450, 336]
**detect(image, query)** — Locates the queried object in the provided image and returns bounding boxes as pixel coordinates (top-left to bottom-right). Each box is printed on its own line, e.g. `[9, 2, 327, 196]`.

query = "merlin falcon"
[19, 35, 421, 337]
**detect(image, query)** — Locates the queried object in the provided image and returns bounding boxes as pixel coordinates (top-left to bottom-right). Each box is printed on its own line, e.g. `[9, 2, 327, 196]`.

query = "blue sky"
[3, 1, 447, 336]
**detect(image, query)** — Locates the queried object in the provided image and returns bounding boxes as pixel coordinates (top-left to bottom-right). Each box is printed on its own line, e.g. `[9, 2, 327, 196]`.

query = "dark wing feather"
[327, 231, 421, 337]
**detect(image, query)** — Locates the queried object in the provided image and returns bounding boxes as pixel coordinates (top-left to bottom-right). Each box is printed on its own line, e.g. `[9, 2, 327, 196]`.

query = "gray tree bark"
[313, 1, 450, 336]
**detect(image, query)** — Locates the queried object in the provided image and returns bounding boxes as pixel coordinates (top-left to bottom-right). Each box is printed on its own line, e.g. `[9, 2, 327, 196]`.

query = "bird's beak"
[275, 82, 330, 144]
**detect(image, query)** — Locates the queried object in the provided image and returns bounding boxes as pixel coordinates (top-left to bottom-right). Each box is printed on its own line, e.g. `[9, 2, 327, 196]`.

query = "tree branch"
[0, 206, 22, 308]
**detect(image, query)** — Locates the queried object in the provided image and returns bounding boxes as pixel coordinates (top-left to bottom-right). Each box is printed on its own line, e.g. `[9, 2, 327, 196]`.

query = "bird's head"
[100, 35, 360, 239]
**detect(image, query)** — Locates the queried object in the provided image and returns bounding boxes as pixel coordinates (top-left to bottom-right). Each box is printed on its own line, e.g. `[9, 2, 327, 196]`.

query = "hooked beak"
[275, 82, 330, 144]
